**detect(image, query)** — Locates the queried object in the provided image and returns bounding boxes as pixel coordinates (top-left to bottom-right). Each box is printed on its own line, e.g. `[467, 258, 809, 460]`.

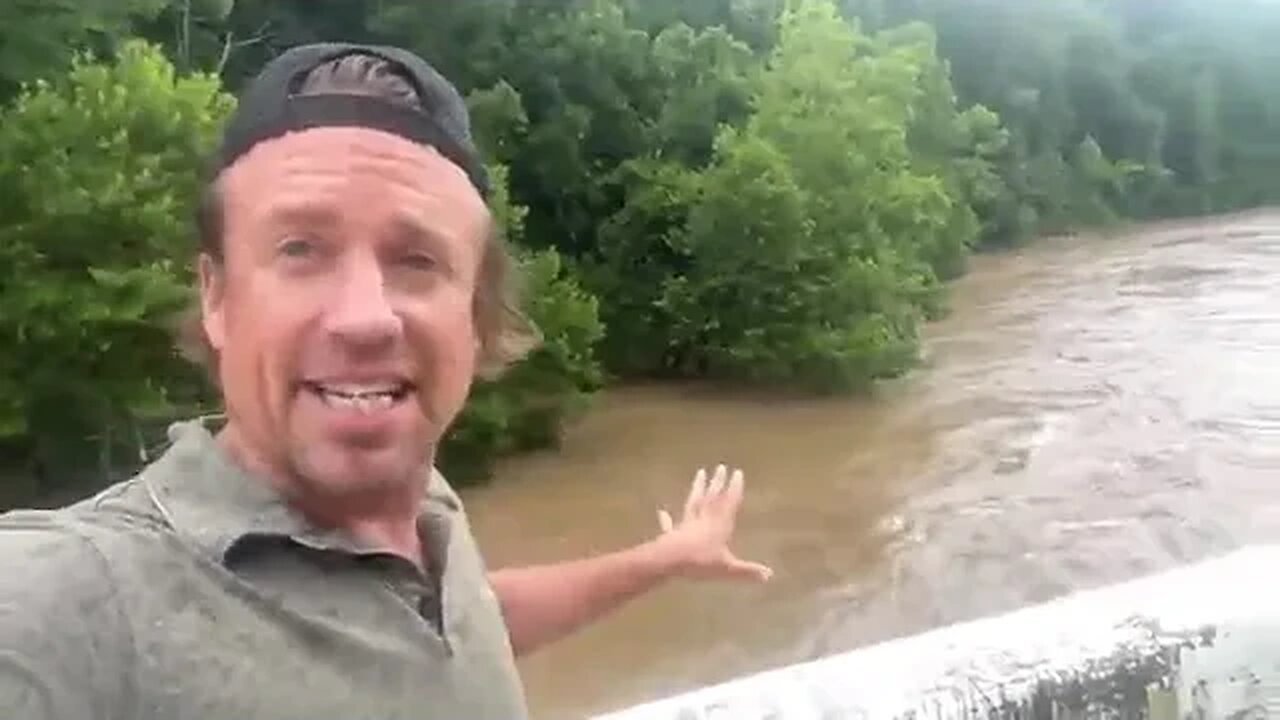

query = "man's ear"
[198, 253, 227, 352]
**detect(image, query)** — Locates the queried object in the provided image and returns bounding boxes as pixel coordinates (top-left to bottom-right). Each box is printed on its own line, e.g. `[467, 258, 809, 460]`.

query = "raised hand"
[655, 464, 773, 583]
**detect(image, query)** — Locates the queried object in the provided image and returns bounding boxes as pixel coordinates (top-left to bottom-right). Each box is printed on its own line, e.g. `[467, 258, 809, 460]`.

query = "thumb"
[657, 508, 675, 534]
[726, 557, 774, 583]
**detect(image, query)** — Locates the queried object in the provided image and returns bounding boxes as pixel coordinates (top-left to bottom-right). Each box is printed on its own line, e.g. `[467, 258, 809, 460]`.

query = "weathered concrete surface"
[590, 545, 1280, 720]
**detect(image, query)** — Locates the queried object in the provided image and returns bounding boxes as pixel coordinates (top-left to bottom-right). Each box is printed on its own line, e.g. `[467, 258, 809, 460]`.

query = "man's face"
[201, 126, 488, 501]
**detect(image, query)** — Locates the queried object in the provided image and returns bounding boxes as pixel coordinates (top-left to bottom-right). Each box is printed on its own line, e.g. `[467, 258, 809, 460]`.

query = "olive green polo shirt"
[0, 420, 529, 720]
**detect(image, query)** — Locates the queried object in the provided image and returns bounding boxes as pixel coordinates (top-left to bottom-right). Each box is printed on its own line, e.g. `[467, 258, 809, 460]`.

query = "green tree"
[438, 166, 605, 483]
[842, 0, 1280, 230]
[621, 0, 785, 52]
[878, 21, 1006, 269]
[583, 23, 758, 375]
[659, 0, 960, 392]
[377, 1, 765, 380]
[6, 0, 1280, 496]
[0, 0, 174, 98]
[587, 158, 700, 375]
[133, 0, 384, 85]
[0, 41, 234, 492]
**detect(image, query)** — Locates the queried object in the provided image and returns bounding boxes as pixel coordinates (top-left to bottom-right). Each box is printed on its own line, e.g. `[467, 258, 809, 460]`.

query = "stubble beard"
[284, 431, 434, 519]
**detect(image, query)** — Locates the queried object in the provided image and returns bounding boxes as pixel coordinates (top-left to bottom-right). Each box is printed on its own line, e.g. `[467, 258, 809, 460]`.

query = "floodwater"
[460, 210, 1280, 720]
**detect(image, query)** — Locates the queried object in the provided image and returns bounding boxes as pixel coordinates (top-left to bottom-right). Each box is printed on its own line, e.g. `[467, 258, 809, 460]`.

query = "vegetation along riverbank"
[2, 0, 1278, 506]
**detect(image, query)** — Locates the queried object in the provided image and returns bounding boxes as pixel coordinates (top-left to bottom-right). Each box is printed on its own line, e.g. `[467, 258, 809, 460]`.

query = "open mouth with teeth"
[301, 381, 415, 413]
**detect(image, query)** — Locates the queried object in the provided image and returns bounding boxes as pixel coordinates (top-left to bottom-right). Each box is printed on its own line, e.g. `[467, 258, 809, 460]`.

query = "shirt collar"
[141, 419, 459, 565]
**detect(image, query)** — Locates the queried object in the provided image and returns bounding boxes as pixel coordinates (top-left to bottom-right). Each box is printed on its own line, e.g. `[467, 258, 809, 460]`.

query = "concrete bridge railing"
[591, 545, 1280, 720]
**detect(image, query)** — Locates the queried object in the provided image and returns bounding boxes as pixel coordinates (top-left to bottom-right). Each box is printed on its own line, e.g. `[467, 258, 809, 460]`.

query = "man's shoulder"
[427, 467, 466, 511]
[0, 478, 166, 583]
[0, 483, 150, 719]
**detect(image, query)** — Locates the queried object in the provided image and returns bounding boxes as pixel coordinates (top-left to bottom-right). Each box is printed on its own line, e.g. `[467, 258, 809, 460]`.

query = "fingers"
[684, 464, 747, 518]
[725, 468, 745, 511]
[707, 464, 728, 497]
[706, 466, 744, 516]
[684, 467, 708, 520]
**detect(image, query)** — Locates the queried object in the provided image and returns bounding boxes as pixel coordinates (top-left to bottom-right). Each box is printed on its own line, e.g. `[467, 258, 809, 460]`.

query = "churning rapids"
[460, 210, 1280, 719]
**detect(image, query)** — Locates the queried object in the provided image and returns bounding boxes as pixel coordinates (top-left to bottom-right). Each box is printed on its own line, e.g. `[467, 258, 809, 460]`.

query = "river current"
[462, 211, 1280, 719]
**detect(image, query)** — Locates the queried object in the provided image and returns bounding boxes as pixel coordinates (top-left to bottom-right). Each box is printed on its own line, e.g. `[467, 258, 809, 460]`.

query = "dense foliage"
[0, 41, 231, 497]
[1, 0, 1278, 501]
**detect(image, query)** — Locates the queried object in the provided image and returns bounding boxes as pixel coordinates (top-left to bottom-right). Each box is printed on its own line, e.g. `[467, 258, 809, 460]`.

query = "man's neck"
[215, 426, 428, 570]
[288, 486, 425, 568]
[336, 514, 425, 569]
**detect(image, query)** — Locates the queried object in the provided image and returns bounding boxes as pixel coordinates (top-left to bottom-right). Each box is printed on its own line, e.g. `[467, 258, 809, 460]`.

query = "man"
[0, 44, 771, 719]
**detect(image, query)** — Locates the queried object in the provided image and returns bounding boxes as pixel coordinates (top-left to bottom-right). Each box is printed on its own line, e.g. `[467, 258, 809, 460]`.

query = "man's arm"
[486, 466, 772, 657]
[486, 537, 677, 657]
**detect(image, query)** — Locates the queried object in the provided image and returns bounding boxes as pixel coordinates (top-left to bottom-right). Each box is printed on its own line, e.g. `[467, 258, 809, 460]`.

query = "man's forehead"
[218, 126, 487, 218]
[210, 130, 491, 255]
[223, 126, 469, 190]
[252, 198, 456, 245]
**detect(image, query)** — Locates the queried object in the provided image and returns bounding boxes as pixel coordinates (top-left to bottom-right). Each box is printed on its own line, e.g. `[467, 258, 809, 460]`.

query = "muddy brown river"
[460, 211, 1280, 720]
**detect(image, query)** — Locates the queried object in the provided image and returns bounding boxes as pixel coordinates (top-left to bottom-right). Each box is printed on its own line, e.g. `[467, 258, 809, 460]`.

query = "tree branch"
[217, 31, 234, 73]
[216, 21, 271, 74]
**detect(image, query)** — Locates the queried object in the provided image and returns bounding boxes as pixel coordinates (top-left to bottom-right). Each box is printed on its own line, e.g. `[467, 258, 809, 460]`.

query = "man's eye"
[278, 237, 316, 258]
[402, 253, 437, 271]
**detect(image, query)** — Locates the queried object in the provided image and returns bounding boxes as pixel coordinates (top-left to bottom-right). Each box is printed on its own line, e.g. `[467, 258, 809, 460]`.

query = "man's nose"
[325, 258, 403, 352]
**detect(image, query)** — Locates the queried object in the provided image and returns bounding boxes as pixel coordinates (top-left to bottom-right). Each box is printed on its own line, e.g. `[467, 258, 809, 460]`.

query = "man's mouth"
[302, 381, 414, 413]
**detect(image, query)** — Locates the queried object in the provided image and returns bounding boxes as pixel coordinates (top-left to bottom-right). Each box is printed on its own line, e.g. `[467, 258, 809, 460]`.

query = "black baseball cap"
[214, 42, 490, 198]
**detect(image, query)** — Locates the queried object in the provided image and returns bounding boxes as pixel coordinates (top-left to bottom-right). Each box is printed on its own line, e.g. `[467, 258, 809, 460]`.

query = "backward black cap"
[215, 42, 490, 198]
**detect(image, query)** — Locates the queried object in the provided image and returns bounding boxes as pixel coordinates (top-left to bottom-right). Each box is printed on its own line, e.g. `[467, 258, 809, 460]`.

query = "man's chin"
[291, 441, 429, 499]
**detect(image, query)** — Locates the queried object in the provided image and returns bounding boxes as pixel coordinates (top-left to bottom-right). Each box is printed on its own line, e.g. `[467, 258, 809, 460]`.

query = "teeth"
[356, 394, 394, 412]
[315, 386, 400, 413]
[320, 391, 357, 409]
[324, 383, 400, 395]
